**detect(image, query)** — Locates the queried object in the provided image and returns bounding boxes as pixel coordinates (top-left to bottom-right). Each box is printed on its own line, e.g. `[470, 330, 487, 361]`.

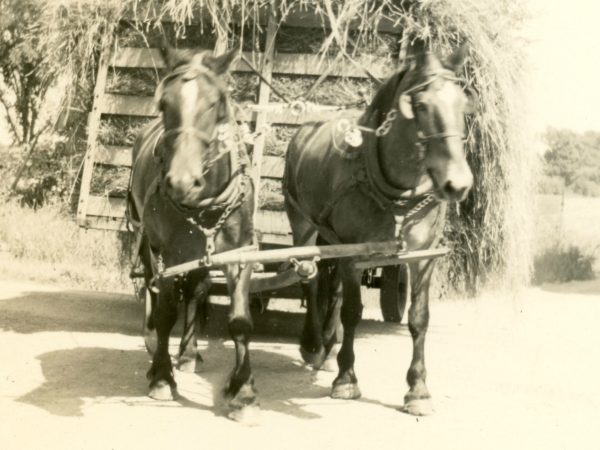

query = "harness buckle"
[203, 231, 216, 267]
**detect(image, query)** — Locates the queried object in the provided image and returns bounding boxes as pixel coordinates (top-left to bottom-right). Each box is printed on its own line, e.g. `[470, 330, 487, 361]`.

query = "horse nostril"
[443, 181, 467, 200]
[165, 174, 173, 190]
[193, 178, 204, 188]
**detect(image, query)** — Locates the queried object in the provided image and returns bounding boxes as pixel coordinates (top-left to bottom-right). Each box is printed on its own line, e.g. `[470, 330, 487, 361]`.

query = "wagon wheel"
[379, 264, 409, 323]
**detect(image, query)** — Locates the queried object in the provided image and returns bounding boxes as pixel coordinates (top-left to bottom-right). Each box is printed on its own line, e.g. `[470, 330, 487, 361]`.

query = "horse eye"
[415, 102, 427, 112]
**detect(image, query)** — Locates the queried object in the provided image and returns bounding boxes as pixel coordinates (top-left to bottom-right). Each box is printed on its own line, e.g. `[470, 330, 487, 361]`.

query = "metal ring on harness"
[290, 100, 306, 117]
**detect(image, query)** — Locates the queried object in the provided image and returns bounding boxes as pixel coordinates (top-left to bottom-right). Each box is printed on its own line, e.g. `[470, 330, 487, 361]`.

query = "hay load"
[42, 0, 535, 294]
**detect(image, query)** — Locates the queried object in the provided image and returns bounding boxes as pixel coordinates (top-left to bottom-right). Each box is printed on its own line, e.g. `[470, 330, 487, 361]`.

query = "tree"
[0, 0, 57, 191]
[543, 128, 584, 186]
[543, 127, 600, 196]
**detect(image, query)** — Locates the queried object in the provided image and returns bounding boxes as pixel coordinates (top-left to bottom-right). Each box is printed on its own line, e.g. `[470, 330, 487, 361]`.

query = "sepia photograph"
[0, 0, 598, 448]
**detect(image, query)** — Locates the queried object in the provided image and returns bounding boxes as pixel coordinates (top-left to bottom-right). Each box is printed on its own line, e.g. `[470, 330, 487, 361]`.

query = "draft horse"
[128, 47, 257, 413]
[284, 41, 475, 415]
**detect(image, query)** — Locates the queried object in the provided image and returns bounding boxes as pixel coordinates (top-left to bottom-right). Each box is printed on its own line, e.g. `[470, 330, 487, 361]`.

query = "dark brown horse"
[284, 42, 475, 415]
[128, 47, 257, 414]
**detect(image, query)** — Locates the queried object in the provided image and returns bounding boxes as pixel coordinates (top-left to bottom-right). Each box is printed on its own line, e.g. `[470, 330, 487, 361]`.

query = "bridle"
[401, 70, 469, 145]
[152, 59, 232, 177]
[360, 69, 471, 242]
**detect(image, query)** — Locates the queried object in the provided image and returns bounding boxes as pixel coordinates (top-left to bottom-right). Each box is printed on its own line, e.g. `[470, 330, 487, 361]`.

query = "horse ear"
[159, 43, 184, 71]
[445, 44, 469, 74]
[203, 48, 239, 74]
[412, 38, 428, 68]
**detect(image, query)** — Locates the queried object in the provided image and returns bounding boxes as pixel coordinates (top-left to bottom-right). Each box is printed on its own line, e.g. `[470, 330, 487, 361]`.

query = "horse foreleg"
[177, 272, 210, 373]
[402, 259, 435, 416]
[147, 278, 179, 400]
[299, 273, 325, 368]
[300, 259, 342, 370]
[319, 262, 343, 371]
[331, 261, 363, 399]
[224, 263, 257, 414]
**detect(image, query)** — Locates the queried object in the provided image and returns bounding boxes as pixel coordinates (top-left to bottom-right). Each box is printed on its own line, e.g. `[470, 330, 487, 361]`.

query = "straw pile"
[42, 0, 535, 293]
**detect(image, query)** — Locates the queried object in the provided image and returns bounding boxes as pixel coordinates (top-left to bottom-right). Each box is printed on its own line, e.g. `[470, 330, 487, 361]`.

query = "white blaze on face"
[436, 81, 461, 127]
[430, 80, 473, 199]
[180, 79, 199, 129]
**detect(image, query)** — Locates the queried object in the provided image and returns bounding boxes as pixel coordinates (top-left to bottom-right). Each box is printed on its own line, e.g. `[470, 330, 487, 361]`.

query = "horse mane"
[362, 70, 407, 126]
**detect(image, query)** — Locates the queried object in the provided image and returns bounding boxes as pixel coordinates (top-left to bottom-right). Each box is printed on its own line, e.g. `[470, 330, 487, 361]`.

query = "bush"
[537, 174, 565, 195]
[533, 244, 595, 285]
[569, 178, 600, 197]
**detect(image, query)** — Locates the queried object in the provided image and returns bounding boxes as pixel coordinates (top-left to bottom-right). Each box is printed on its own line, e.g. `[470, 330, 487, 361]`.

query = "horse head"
[373, 40, 475, 202]
[155, 47, 237, 207]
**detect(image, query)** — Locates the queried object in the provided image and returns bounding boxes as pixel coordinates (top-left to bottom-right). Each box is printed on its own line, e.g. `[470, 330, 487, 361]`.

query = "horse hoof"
[331, 382, 361, 400]
[148, 380, 176, 401]
[300, 346, 326, 370]
[177, 355, 203, 373]
[227, 404, 261, 425]
[226, 381, 258, 411]
[401, 398, 434, 416]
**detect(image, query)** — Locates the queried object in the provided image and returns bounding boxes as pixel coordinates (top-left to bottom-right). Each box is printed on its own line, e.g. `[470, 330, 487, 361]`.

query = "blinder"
[397, 71, 470, 144]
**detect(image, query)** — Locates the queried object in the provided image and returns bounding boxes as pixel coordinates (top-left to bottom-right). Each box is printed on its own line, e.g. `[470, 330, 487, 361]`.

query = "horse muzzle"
[429, 163, 473, 202]
[164, 171, 206, 206]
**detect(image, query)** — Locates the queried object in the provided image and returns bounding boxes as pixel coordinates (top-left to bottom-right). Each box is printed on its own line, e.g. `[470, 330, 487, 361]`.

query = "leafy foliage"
[533, 244, 595, 284]
[0, 0, 56, 146]
[541, 128, 600, 196]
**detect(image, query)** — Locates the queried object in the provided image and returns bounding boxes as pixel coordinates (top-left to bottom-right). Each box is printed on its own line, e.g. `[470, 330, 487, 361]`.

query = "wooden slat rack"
[77, 9, 402, 245]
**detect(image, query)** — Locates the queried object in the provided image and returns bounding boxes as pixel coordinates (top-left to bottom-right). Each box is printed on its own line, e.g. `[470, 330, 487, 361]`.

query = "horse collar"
[361, 110, 434, 207]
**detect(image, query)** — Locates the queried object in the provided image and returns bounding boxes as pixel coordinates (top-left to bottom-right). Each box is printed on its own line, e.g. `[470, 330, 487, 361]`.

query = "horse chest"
[143, 206, 205, 265]
[330, 190, 445, 250]
[143, 193, 254, 267]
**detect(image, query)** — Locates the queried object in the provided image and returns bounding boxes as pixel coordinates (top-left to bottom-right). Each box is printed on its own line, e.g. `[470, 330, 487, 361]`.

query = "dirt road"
[1, 278, 599, 450]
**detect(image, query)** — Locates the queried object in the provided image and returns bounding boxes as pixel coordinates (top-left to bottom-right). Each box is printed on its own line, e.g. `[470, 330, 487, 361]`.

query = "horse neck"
[375, 119, 428, 190]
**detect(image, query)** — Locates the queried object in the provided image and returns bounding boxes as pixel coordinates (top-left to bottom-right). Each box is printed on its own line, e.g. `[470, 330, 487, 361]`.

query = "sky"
[1, 1, 599, 145]
[526, 0, 600, 133]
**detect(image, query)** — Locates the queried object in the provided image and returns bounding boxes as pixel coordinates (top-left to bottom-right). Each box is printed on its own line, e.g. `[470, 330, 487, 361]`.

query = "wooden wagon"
[76, 6, 447, 323]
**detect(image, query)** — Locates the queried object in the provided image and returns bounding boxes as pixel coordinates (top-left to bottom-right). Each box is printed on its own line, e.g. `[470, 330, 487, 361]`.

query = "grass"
[0, 200, 131, 292]
[533, 194, 600, 283]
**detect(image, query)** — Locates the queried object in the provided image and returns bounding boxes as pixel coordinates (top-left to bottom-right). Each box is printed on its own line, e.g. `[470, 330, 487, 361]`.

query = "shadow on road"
[0, 290, 141, 335]
[17, 347, 149, 416]
[0, 288, 407, 338]
[5, 287, 415, 420]
[16, 342, 329, 420]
